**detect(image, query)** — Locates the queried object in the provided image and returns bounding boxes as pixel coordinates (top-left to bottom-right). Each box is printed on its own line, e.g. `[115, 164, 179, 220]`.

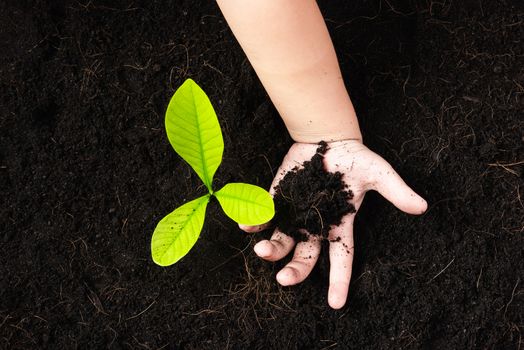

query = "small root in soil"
[226, 242, 295, 331]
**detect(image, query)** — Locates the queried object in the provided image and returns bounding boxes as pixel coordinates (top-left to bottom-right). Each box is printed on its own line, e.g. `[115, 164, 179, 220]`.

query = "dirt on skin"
[273, 141, 355, 242]
[0, 0, 523, 349]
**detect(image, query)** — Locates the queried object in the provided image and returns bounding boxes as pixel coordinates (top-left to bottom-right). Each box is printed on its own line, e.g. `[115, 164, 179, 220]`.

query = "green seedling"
[151, 79, 275, 266]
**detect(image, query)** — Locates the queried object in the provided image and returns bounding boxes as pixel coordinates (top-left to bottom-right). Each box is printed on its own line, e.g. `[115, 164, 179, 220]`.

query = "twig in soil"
[426, 258, 455, 284]
[503, 278, 520, 319]
[104, 286, 127, 301]
[123, 57, 152, 71]
[120, 217, 128, 236]
[383, 0, 414, 16]
[313, 205, 324, 230]
[326, 1, 380, 29]
[319, 340, 338, 350]
[84, 282, 107, 315]
[305, 205, 324, 230]
[259, 153, 275, 179]
[488, 160, 524, 176]
[210, 238, 253, 272]
[0, 314, 11, 330]
[31, 314, 48, 324]
[106, 326, 117, 348]
[126, 300, 156, 321]
[517, 184, 524, 210]
[203, 60, 232, 82]
[398, 328, 419, 348]
[182, 308, 225, 316]
[132, 336, 152, 349]
[168, 45, 190, 87]
[116, 190, 122, 206]
[476, 267, 483, 289]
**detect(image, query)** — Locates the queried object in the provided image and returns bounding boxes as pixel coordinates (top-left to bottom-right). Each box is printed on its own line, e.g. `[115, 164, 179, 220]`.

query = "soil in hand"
[272, 141, 356, 242]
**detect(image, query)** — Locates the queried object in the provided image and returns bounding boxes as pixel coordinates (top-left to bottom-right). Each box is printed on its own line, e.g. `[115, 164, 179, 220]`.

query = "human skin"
[216, 0, 361, 143]
[216, 0, 427, 309]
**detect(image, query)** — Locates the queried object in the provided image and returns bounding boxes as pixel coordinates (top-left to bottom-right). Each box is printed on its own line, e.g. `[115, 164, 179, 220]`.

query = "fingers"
[371, 158, 427, 215]
[328, 216, 355, 309]
[276, 233, 321, 286]
[253, 229, 295, 262]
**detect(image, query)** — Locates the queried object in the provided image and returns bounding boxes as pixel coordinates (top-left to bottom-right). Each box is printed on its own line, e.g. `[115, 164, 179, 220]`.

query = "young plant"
[151, 79, 274, 266]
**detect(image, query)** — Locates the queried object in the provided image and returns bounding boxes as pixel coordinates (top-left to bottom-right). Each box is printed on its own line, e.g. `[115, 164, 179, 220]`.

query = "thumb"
[370, 157, 427, 215]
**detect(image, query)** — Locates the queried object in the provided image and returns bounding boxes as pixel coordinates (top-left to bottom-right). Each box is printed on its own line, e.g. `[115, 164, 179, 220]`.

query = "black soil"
[1, 1, 523, 349]
[273, 141, 355, 242]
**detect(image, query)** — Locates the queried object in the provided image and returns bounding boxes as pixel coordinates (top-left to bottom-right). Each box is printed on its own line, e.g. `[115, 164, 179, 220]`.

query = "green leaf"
[151, 195, 210, 266]
[165, 79, 224, 192]
[214, 183, 275, 226]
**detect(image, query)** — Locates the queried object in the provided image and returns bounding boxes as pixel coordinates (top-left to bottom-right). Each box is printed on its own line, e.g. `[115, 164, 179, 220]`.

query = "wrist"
[290, 132, 363, 144]
[280, 93, 363, 144]
[287, 122, 363, 144]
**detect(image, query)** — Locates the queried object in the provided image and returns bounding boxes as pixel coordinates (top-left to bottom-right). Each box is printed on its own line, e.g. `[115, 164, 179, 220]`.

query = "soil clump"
[273, 142, 356, 242]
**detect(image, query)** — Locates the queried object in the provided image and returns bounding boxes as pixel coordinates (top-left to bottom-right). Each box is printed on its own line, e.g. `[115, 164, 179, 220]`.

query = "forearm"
[216, 0, 362, 143]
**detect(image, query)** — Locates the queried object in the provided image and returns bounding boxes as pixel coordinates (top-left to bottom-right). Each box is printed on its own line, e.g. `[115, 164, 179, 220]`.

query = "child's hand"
[240, 140, 427, 309]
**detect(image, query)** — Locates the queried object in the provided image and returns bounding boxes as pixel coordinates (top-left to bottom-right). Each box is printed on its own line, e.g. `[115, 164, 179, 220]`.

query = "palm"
[241, 140, 427, 309]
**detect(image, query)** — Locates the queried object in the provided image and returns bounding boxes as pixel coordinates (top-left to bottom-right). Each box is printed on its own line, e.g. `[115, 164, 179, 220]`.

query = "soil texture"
[273, 141, 355, 242]
[1, 0, 523, 349]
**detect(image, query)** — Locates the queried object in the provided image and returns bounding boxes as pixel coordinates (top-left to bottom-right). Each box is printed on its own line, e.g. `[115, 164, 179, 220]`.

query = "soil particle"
[272, 141, 356, 242]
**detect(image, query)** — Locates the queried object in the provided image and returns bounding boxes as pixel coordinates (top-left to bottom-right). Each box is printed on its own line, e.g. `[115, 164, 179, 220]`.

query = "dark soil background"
[1, 0, 523, 349]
